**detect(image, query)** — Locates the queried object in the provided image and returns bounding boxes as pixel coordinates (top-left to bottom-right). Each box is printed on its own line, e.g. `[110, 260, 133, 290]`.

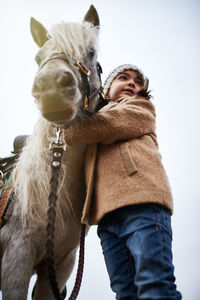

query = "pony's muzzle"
[32, 66, 81, 124]
[32, 70, 76, 96]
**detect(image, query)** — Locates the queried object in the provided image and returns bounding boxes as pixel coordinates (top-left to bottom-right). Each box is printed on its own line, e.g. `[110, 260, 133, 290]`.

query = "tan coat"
[64, 96, 173, 225]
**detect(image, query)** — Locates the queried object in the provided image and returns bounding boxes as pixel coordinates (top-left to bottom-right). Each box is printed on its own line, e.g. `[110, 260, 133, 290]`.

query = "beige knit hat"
[104, 64, 148, 96]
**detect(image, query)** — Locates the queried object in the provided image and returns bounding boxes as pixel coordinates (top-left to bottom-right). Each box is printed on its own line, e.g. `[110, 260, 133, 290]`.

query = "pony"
[0, 5, 103, 299]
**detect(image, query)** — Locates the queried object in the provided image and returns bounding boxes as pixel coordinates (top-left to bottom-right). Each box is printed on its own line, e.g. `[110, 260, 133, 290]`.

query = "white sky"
[0, 0, 200, 299]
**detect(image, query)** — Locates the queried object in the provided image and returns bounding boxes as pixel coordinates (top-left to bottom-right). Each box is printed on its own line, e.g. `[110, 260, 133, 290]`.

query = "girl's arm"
[64, 96, 156, 145]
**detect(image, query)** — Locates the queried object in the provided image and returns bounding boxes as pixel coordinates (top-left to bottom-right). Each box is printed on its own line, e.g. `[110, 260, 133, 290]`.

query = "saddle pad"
[0, 170, 14, 228]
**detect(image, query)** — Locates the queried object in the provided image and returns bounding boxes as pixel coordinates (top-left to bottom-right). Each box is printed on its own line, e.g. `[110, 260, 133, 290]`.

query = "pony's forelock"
[48, 21, 99, 62]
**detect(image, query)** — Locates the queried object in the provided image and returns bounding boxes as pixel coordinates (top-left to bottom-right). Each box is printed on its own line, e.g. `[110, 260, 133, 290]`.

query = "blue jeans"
[97, 204, 182, 300]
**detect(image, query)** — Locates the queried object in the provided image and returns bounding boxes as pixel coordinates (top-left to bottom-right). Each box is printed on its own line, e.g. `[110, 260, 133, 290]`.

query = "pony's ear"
[83, 5, 100, 28]
[30, 17, 49, 47]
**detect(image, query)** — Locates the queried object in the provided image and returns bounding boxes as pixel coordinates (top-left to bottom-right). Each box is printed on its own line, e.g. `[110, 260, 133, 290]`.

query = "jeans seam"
[152, 205, 159, 231]
[126, 244, 135, 282]
[161, 207, 173, 239]
[120, 239, 137, 299]
[152, 205, 170, 284]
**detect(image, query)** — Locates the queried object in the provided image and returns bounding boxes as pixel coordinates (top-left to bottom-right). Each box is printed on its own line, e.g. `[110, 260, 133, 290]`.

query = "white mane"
[14, 119, 59, 224]
[48, 21, 99, 61]
[14, 118, 81, 229]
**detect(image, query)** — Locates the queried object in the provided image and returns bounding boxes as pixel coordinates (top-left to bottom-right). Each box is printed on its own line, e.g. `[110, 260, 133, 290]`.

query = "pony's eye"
[88, 49, 95, 59]
[97, 62, 102, 74]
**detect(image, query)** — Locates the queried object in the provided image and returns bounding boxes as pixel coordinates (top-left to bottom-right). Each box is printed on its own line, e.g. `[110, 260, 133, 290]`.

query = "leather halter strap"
[39, 55, 69, 69]
[38, 55, 108, 114]
[76, 60, 109, 113]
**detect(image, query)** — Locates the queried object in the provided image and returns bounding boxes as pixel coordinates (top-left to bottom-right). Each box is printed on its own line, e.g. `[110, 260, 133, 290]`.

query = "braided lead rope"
[46, 128, 86, 300]
[68, 223, 86, 300]
[46, 143, 65, 300]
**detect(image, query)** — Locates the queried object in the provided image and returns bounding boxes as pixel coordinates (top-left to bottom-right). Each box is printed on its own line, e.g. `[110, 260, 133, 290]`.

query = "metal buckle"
[99, 87, 106, 100]
[83, 96, 89, 113]
[76, 60, 91, 76]
[49, 127, 66, 151]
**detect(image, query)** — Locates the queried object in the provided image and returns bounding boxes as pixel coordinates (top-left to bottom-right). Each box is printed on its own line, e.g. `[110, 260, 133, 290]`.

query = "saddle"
[0, 135, 28, 228]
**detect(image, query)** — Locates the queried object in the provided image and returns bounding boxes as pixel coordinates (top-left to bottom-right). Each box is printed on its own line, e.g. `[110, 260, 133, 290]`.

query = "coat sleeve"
[64, 96, 156, 145]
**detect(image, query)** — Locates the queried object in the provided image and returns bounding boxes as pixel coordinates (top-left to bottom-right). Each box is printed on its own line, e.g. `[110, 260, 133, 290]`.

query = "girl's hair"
[138, 78, 152, 100]
[138, 89, 152, 100]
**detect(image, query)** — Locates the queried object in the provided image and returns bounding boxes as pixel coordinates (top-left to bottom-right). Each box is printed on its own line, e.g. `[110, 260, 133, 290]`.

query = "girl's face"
[108, 70, 145, 100]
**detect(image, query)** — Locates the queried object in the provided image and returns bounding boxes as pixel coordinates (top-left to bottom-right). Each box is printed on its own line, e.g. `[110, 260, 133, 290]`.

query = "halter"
[76, 60, 108, 113]
[39, 55, 109, 114]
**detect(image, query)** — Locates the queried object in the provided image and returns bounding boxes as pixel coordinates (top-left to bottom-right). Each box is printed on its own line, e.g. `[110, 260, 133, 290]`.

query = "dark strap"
[95, 93, 109, 112]
[0, 156, 18, 174]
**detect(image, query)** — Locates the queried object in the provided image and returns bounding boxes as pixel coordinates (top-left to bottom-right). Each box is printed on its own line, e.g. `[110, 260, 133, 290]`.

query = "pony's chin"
[42, 109, 77, 125]
[37, 89, 79, 124]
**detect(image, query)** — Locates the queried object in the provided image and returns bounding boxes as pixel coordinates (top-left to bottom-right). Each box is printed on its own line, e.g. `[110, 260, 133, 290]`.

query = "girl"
[64, 64, 182, 299]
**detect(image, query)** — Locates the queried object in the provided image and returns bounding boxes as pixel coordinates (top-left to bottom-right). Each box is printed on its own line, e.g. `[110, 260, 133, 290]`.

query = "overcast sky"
[0, 0, 200, 299]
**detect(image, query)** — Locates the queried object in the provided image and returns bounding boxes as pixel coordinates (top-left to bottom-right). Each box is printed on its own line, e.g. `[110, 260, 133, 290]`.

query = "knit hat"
[104, 64, 148, 96]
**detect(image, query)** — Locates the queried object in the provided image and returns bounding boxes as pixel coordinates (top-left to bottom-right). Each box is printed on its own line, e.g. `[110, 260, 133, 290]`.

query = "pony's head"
[31, 5, 103, 127]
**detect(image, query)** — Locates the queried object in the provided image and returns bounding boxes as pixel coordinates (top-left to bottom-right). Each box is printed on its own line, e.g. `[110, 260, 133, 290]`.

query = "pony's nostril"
[33, 76, 51, 93]
[56, 72, 75, 87]
[32, 71, 76, 96]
